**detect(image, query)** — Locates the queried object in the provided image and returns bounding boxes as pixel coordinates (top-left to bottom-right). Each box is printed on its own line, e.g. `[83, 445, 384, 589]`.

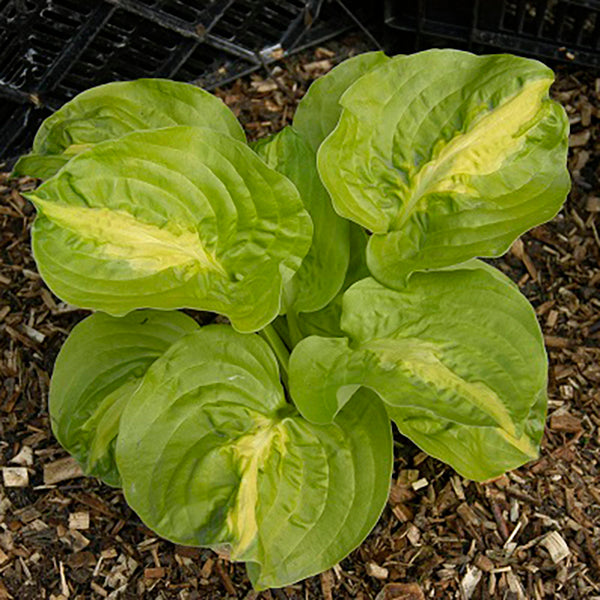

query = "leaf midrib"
[393, 77, 551, 230]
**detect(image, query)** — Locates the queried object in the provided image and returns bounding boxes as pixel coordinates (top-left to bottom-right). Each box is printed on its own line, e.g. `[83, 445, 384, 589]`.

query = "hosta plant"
[17, 49, 570, 589]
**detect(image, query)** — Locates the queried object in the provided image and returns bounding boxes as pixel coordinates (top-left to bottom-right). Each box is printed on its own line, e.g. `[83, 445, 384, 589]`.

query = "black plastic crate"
[0, 0, 359, 161]
[385, 0, 600, 67]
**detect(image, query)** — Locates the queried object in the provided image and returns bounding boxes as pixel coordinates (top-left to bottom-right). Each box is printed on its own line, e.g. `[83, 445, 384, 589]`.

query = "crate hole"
[159, 0, 207, 23]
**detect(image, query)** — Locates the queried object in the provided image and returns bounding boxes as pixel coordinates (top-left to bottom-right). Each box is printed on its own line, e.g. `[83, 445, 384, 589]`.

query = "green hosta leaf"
[14, 79, 245, 178]
[289, 262, 547, 481]
[15, 154, 75, 181]
[50, 310, 198, 486]
[27, 126, 312, 333]
[294, 223, 370, 340]
[293, 51, 390, 151]
[253, 126, 349, 314]
[318, 49, 570, 288]
[116, 325, 392, 589]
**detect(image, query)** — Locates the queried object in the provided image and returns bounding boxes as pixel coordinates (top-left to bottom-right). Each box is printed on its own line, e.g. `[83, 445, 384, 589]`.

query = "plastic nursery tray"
[385, 0, 600, 68]
[0, 0, 359, 162]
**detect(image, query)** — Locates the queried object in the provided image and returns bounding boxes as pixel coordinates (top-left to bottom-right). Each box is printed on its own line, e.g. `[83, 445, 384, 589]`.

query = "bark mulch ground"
[1, 40, 599, 599]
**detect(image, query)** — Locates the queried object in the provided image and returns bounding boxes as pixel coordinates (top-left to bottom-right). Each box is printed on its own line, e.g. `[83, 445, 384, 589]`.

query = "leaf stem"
[285, 308, 304, 348]
[260, 324, 290, 386]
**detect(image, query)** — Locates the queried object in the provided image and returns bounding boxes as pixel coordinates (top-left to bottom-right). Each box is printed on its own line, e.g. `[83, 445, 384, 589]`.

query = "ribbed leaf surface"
[318, 50, 570, 287]
[254, 126, 349, 314]
[14, 79, 245, 178]
[28, 126, 313, 332]
[116, 326, 392, 589]
[293, 51, 390, 151]
[289, 262, 547, 481]
[50, 310, 198, 486]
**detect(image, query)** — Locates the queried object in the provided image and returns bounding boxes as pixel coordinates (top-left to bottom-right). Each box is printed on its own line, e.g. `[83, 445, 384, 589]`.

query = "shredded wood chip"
[540, 531, 571, 563]
[411, 478, 428, 491]
[366, 562, 389, 580]
[68, 511, 90, 530]
[320, 569, 334, 600]
[144, 567, 165, 579]
[2, 467, 29, 487]
[9, 445, 33, 466]
[460, 565, 482, 599]
[43, 457, 84, 485]
[375, 582, 425, 600]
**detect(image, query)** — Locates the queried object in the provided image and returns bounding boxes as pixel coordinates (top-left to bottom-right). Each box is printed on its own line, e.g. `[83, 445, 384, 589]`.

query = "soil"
[1, 39, 600, 599]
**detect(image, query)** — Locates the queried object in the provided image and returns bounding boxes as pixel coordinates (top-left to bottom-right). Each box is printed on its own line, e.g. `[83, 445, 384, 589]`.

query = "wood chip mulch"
[1, 40, 599, 599]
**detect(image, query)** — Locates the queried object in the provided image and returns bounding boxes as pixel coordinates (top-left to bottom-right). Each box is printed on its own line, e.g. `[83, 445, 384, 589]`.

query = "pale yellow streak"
[398, 77, 552, 226]
[366, 338, 517, 437]
[227, 416, 287, 557]
[497, 427, 538, 459]
[33, 197, 226, 275]
[63, 143, 94, 156]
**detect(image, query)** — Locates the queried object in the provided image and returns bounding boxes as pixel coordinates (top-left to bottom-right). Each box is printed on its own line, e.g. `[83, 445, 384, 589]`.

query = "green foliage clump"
[17, 49, 569, 589]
